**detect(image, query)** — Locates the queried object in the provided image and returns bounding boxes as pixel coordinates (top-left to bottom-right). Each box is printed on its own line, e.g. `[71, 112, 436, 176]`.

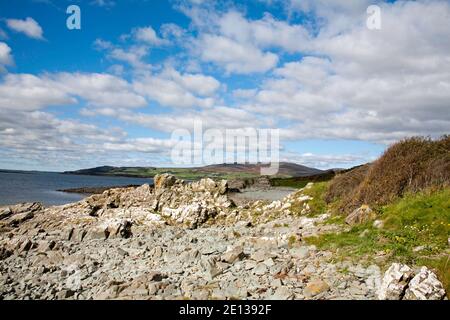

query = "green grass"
[306, 188, 450, 296]
[101, 167, 261, 180]
[303, 182, 329, 216]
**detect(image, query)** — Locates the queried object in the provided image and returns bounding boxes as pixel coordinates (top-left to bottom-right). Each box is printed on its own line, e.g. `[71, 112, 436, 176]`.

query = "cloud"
[0, 28, 8, 40]
[133, 26, 168, 46]
[180, 9, 315, 74]
[0, 42, 14, 71]
[54, 72, 148, 108]
[218, 11, 311, 52]
[0, 72, 147, 111]
[196, 34, 279, 74]
[6, 17, 44, 40]
[0, 73, 74, 110]
[237, 0, 450, 144]
[90, 0, 115, 7]
[132, 67, 220, 108]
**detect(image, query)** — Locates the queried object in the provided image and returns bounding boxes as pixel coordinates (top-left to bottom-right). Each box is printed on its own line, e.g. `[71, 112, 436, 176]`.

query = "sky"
[0, 0, 449, 172]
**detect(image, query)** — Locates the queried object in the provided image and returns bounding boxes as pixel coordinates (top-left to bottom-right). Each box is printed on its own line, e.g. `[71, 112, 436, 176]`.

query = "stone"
[148, 272, 166, 282]
[290, 246, 310, 259]
[304, 280, 330, 297]
[117, 248, 129, 257]
[149, 246, 163, 259]
[200, 256, 222, 280]
[270, 287, 293, 300]
[263, 258, 275, 267]
[57, 289, 75, 299]
[377, 263, 413, 300]
[253, 263, 268, 275]
[250, 250, 267, 262]
[412, 245, 426, 252]
[221, 245, 245, 264]
[404, 267, 446, 300]
[345, 205, 376, 225]
[19, 239, 33, 253]
[37, 240, 56, 252]
[373, 220, 384, 229]
[0, 246, 12, 260]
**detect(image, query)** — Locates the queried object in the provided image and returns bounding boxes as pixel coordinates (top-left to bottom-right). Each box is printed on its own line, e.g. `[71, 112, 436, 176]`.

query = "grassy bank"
[306, 187, 450, 296]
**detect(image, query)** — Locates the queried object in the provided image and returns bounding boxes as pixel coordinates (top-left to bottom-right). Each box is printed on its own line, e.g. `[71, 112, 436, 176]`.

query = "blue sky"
[0, 0, 449, 171]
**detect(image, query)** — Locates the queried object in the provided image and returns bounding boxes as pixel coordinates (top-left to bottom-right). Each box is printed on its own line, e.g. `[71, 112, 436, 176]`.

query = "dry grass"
[324, 164, 371, 204]
[326, 136, 450, 213]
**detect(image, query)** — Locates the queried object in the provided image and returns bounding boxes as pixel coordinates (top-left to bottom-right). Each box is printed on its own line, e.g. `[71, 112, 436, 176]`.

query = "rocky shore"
[58, 185, 141, 195]
[0, 174, 446, 300]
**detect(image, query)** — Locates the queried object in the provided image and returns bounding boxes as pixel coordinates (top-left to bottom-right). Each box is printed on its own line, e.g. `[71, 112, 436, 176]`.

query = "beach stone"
[290, 246, 310, 259]
[304, 280, 330, 297]
[221, 245, 245, 264]
[270, 287, 293, 300]
[200, 256, 222, 280]
[253, 263, 268, 275]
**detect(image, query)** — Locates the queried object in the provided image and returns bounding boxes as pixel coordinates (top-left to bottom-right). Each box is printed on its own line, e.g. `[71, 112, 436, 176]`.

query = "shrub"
[324, 164, 371, 204]
[327, 136, 450, 213]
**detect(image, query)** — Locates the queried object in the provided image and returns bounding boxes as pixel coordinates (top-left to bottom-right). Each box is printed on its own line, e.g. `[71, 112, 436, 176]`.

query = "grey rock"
[404, 267, 446, 300]
[253, 263, 268, 275]
[377, 263, 413, 300]
[221, 245, 245, 264]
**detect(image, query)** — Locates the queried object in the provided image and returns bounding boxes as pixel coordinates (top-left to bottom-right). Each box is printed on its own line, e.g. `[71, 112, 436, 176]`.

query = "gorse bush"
[326, 136, 450, 213]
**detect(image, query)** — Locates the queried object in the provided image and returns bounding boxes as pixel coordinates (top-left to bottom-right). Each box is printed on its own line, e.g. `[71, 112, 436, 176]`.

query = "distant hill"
[64, 162, 325, 179]
[196, 162, 324, 177]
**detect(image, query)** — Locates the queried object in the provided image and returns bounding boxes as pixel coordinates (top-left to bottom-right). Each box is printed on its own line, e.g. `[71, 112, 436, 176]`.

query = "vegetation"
[306, 188, 450, 296]
[270, 171, 335, 189]
[304, 136, 450, 297]
[326, 136, 450, 213]
[302, 182, 329, 217]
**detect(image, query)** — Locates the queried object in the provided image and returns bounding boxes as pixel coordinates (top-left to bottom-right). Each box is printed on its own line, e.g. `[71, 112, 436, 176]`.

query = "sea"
[0, 170, 153, 206]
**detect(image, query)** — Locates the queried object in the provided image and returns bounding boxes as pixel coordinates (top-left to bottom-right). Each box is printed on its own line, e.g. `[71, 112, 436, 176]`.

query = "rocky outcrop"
[377, 263, 446, 300]
[0, 202, 44, 229]
[404, 267, 446, 300]
[72, 174, 234, 230]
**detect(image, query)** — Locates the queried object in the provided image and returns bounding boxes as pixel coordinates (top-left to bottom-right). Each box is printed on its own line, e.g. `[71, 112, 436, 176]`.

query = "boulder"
[345, 205, 376, 225]
[404, 267, 446, 300]
[221, 245, 245, 264]
[377, 263, 413, 300]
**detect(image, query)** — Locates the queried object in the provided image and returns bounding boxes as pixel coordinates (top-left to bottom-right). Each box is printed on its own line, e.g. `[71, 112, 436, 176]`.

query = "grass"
[302, 182, 329, 217]
[306, 188, 450, 297]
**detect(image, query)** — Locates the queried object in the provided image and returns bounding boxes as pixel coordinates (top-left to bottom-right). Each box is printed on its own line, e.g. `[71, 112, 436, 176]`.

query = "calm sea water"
[0, 171, 153, 206]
